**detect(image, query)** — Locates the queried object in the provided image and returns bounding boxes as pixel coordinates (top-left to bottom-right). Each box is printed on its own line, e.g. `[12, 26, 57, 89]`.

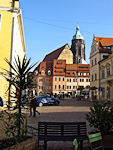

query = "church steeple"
[73, 25, 84, 40]
[71, 26, 85, 64]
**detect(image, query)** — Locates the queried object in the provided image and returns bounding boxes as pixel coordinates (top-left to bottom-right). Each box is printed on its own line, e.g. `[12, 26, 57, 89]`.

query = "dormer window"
[57, 61, 62, 65]
[34, 70, 38, 75]
[48, 70, 51, 75]
[41, 70, 45, 75]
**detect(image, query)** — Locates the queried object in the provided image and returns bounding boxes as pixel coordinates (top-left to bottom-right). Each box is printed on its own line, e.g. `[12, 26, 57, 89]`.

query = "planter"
[102, 134, 113, 149]
[5, 137, 38, 150]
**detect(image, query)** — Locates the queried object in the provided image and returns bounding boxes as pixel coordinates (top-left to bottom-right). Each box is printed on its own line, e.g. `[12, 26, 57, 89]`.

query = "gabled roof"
[95, 37, 113, 47]
[43, 44, 67, 62]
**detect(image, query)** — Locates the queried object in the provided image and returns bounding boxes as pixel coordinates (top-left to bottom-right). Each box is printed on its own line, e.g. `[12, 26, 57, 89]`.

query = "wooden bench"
[38, 122, 88, 150]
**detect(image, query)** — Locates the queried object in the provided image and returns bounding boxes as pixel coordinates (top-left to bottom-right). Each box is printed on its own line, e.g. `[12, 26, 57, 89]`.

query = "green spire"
[73, 25, 84, 40]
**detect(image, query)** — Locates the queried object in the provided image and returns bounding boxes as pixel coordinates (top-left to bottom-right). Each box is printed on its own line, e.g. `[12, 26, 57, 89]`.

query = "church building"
[32, 26, 90, 96]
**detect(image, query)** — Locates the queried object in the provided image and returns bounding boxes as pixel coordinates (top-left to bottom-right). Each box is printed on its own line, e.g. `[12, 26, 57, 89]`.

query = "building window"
[34, 70, 38, 75]
[62, 85, 65, 89]
[59, 77, 61, 81]
[80, 73, 84, 75]
[41, 70, 45, 75]
[86, 79, 89, 82]
[48, 70, 51, 75]
[92, 60, 93, 67]
[55, 85, 57, 89]
[73, 86, 76, 89]
[57, 61, 62, 65]
[59, 85, 61, 89]
[67, 79, 70, 82]
[73, 79, 76, 82]
[70, 79, 71, 82]
[63, 77, 65, 81]
[80, 79, 84, 82]
[55, 77, 57, 81]
[102, 70, 105, 79]
[107, 68, 110, 77]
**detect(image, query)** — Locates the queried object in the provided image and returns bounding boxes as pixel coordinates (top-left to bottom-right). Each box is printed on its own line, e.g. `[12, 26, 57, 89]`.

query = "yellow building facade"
[99, 50, 113, 102]
[0, 0, 26, 107]
[90, 36, 113, 101]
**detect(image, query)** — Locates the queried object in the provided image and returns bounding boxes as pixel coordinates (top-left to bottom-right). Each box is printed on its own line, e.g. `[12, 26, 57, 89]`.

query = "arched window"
[34, 70, 38, 75]
[48, 70, 51, 75]
[41, 70, 45, 75]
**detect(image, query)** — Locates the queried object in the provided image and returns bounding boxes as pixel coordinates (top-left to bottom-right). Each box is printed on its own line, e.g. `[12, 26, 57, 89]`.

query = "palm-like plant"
[3, 55, 36, 139]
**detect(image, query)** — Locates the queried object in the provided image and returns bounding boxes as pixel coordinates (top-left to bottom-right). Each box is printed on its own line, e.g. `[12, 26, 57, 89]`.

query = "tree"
[3, 55, 37, 140]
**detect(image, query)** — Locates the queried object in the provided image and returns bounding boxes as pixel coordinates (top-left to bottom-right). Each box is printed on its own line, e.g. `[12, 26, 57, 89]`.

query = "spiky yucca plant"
[3, 55, 36, 139]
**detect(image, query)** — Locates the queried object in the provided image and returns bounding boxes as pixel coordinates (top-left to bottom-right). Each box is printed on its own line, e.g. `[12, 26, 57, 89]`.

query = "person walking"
[29, 96, 40, 117]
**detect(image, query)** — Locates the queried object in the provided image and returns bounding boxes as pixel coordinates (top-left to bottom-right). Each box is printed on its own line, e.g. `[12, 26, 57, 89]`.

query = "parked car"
[36, 96, 60, 107]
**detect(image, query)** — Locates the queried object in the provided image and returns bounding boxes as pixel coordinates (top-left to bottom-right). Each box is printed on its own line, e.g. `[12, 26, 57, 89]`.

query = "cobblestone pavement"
[25, 99, 95, 150]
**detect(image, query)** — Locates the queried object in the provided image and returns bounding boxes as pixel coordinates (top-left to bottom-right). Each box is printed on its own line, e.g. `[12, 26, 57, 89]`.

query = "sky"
[20, 0, 113, 64]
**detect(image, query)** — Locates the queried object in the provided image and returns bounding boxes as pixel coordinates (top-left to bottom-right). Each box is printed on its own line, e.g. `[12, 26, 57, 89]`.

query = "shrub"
[86, 102, 113, 134]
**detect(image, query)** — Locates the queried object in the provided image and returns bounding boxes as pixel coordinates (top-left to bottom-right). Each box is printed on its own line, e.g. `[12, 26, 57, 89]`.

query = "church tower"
[71, 26, 85, 64]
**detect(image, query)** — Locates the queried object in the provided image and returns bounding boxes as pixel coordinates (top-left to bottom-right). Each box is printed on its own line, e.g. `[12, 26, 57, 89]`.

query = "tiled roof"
[78, 64, 90, 69]
[95, 37, 113, 47]
[34, 60, 90, 78]
[66, 64, 77, 71]
[43, 44, 67, 62]
[34, 61, 53, 76]
[53, 60, 66, 76]
[46, 61, 53, 74]
[65, 64, 90, 77]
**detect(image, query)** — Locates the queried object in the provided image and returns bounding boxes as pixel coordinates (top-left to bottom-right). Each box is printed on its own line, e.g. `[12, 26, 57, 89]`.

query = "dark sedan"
[36, 96, 60, 107]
